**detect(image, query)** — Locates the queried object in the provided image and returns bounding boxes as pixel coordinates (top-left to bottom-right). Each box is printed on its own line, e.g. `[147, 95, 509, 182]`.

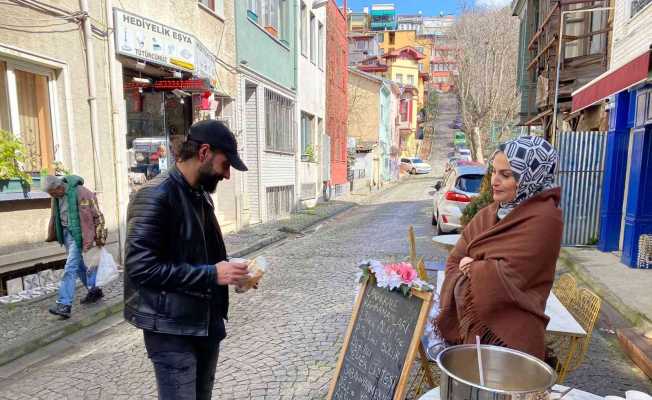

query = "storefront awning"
[572, 50, 651, 113]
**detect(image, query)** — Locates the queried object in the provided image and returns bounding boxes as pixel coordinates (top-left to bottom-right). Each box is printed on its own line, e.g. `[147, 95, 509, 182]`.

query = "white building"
[297, 0, 327, 208]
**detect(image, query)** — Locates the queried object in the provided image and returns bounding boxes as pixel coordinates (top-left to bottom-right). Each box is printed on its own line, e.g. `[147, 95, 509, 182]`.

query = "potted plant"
[0, 130, 33, 194]
[304, 145, 315, 162]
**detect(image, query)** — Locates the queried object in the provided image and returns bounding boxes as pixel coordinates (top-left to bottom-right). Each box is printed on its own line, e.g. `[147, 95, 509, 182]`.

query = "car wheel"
[411, 168, 416, 175]
[436, 213, 445, 235]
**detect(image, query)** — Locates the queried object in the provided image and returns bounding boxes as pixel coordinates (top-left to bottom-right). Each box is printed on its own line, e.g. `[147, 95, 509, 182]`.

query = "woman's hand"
[459, 257, 474, 276]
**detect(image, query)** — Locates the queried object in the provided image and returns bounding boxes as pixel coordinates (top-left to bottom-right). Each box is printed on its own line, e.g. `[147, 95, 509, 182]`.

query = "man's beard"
[198, 162, 223, 194]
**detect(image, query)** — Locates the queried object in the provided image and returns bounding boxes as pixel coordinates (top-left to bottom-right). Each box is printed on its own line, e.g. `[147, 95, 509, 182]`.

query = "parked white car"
[432, 162, 486, 234]
[401, 157, 432, 175]
[457, 148, 472, 161]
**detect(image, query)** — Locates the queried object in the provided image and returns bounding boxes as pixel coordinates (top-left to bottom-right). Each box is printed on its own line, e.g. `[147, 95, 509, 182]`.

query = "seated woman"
[436, 136, 562, 360]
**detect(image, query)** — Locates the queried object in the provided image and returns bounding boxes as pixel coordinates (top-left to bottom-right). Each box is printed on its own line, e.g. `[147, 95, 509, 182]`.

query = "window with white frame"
[248, 0, 289, 42]
[300, 112, 314, 160]
[198, 0, 224, 16]
[396, 73, 403, 83]
[407, 75, 414, 85]
[310, 12, 317, 64]
[300, 2, 308, 55]
[0, 59, 57, 173]
[318, 22, 324, 69]
[265, 89, 294, 153]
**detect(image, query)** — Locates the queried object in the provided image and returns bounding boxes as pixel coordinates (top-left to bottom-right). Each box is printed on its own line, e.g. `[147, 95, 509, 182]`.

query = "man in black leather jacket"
[124, 120, 249, 400]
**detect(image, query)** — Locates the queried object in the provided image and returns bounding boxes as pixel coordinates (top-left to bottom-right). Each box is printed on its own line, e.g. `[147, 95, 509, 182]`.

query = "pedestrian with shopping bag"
[44, 175, 109, 319]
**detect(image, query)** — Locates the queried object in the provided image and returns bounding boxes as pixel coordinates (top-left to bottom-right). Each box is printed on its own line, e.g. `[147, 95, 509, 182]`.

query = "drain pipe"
[80, 0, 103, 191]
[105, 0, 129, 260]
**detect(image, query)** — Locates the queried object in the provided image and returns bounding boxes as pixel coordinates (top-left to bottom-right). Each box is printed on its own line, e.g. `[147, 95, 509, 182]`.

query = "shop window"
[198, 0, 224, 16]
[301, 112, 314, 160]
[0, 60, 56, 173]
[301, 2, 308, 56]
[310, 12, 316, 64]
[265, 89, 294, 153]
[318, 22, 324, 69]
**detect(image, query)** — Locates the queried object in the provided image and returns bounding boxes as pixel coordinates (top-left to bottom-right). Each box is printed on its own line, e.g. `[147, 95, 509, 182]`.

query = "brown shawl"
[436, 187, 562, 359]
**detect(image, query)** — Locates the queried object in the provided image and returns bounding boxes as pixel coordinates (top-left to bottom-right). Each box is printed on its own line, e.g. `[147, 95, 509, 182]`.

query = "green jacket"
[47, 175, 107, 251]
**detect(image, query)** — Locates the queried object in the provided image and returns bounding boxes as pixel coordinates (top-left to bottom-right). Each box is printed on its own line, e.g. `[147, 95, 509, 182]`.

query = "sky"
[339, 0, 512, 16]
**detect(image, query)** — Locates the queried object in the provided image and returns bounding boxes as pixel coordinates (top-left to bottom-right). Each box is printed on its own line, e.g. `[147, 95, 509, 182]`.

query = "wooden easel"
[407, 226, 438, 389]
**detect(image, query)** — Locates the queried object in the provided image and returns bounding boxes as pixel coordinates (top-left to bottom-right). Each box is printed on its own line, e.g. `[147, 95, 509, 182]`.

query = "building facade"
[369, 4, 397, 31]
[325, 0, 349, 197]
[0, 0, 238, 293]
[235, 0, 298, 224]
[297, 0, 327, 208]
[512, 0, 612, 139]
[571, 1, 652, 268]
[348, 32, 381, 65]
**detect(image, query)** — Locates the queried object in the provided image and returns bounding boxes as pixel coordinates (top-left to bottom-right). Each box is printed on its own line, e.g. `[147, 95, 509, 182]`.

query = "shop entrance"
[123, 70, 192, 193]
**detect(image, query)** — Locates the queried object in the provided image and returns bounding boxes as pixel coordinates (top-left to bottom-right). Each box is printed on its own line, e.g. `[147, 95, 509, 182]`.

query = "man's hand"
[216, 261, 249, 286]
[459, 257, 474, 276]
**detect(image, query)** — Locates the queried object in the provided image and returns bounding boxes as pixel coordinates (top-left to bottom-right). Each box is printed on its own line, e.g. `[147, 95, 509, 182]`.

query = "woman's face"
[491, 152, 518, 203]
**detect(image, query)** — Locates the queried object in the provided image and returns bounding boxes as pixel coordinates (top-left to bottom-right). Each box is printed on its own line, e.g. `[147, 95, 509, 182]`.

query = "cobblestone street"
[0, 177, 650, 399]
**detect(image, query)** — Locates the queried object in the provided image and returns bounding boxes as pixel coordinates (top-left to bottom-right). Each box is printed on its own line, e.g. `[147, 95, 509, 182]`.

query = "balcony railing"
[631, 0, 651, 17]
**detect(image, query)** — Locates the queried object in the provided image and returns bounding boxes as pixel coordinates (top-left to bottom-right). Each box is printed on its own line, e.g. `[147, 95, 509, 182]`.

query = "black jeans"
[144, 320, 226, 400]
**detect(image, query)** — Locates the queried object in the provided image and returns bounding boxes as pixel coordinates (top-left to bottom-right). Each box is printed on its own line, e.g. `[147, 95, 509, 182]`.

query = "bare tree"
[451, 6, 520, 162]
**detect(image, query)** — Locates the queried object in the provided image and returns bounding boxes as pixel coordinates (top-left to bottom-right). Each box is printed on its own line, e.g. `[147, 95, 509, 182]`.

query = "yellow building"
[357, 49, 421, 158]
[378, 31, 432, 103]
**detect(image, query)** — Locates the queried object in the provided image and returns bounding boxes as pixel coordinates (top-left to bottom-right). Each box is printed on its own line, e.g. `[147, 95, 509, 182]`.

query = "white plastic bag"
[95, 248, 118, 287]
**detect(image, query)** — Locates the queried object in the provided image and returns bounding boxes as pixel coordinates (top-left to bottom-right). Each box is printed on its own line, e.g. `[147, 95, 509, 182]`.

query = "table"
[432, 234, 461, 252]
[419, 385, 604, 400]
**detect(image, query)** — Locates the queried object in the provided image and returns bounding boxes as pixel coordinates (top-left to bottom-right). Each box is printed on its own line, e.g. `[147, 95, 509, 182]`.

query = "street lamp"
[551, 6, 613, 144]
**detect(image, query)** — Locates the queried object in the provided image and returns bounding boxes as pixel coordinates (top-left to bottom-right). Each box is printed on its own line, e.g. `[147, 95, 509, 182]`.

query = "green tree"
[460, 167, 493, 226]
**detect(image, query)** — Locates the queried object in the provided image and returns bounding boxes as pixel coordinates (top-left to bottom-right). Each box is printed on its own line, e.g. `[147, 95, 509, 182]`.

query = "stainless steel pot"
[436, 345, 556, 400]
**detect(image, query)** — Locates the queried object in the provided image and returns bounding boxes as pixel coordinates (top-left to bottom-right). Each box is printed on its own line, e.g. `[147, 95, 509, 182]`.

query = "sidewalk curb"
[558, 248, 652, 329]
[0, 297, 123, 367]
[0, 179, 407, 367]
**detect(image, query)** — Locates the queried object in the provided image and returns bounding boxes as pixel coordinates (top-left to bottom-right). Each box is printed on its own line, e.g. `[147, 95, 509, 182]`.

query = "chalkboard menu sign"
[328, 277, 433, 400]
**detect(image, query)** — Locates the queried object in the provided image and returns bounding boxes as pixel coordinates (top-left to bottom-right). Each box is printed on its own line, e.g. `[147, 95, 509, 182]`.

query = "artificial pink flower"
[384, 263, 401, 275]
[397, 263, 417, 283]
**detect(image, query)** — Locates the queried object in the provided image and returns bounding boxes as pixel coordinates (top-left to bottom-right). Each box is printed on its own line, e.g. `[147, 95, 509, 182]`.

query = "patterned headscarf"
[492, 136, 559, 219]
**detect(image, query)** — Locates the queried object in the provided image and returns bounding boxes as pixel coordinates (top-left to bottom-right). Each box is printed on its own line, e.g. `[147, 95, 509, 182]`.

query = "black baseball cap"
[187, 120, 248, 172]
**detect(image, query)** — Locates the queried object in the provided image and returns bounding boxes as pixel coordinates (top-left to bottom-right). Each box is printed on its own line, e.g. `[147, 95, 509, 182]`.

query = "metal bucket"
[436, 345, 556, 400]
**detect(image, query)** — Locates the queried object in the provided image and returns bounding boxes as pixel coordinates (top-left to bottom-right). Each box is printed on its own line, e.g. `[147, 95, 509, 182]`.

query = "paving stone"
[0, 178, 649, 398]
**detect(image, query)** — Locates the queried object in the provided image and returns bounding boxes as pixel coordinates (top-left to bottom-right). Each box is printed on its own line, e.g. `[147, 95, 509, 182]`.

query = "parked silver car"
[432, 162, 486, 234]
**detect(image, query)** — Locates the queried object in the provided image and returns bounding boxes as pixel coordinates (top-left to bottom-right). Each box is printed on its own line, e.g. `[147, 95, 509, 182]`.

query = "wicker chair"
[553, 273, 577, 308]
[548, 287, 602, 383]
